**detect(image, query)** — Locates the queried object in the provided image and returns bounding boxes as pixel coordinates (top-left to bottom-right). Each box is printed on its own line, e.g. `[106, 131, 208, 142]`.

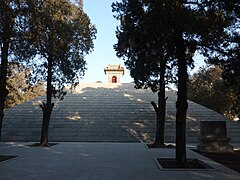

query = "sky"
[82, 0, 133, 83]
[82, 0, 205, 83]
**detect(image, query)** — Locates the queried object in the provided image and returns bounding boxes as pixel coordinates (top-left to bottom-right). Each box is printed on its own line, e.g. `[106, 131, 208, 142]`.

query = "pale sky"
[82, 0, 133, 83]
[82, 0, 204, 83]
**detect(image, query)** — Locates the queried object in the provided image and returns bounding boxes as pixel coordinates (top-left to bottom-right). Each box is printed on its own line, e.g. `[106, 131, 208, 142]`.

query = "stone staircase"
[2, 83, 240, 145]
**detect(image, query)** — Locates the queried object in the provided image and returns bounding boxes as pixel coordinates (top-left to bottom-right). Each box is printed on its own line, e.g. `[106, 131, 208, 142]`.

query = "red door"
[112, 76, 117, 83]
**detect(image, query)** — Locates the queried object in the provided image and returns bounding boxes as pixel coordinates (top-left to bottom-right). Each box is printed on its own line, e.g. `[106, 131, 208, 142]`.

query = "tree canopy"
[6, 63, 45, 109]
[188, 66, 239, 120]
[26, 0, 96, 87]
[112, 0, 178, 92]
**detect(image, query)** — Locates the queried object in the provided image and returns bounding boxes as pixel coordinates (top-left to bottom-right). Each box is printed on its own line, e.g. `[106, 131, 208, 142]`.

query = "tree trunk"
[158, 59, 167, 146]
[40, 103, 54, 146]
[40, 55, 54, 146]
[0, 1, 11, 141]
[151, 59, 167, 148]
[0, 39, 9, 142]
[175, 32, 188, 167]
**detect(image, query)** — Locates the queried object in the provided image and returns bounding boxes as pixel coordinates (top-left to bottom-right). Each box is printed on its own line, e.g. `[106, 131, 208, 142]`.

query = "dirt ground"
[194, 149, 240, 173]
[0, 155, 17, 162]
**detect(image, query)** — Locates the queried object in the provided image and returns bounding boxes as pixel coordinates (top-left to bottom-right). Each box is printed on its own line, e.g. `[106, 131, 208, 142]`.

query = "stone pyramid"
[2, 83, 240, 145]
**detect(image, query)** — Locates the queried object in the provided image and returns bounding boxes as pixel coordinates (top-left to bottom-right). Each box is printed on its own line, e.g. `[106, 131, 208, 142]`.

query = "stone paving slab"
[0, 142, 239, 180]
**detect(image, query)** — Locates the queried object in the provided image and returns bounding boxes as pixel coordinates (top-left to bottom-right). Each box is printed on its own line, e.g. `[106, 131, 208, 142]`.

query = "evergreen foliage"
[5, 63, 45, 109]
[26, 0, 96, 87]
[188, 66, 239, 121]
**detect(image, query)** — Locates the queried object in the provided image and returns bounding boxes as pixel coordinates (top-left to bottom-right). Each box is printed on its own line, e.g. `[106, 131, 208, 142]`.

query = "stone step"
[2, 83, 240, 145]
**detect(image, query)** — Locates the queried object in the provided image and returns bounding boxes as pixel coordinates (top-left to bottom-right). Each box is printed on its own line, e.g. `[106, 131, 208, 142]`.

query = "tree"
[174, 0, 238, 166]
[0, 0, 34, 140]
[113, 0, 238, 167]
[112, 0, 179, 148]
[5, 63, 45, 109]
[27, 0, 96, 146]
[112, 0, 193, 165]
[188, 66, 239, 120]
[209, 4, 240, 119]
[222, 56, 240, 120]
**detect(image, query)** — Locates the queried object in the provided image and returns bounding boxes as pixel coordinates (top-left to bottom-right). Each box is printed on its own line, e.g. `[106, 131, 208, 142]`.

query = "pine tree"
[27, 0, 96, 146]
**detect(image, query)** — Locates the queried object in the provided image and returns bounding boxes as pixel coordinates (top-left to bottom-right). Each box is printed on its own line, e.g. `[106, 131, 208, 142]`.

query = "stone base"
[198, 121, 234, 153]
[197, 141, 234, 153]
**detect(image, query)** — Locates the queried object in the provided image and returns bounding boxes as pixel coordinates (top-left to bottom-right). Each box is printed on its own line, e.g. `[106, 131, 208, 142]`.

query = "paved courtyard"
[0, 142, 240, 180]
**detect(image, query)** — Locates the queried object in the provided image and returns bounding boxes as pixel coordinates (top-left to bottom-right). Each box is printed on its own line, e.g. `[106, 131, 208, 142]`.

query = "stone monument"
[197, 121, 233, 153]
[104, 64, 124, 83]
